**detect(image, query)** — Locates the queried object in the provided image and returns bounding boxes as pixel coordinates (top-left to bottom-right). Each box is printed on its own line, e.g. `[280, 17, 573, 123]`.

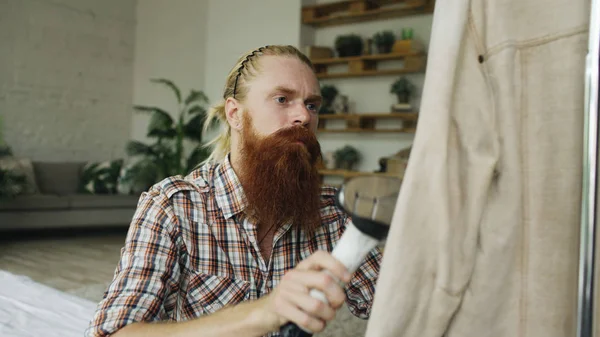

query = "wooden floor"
[0, 227, 128, 302]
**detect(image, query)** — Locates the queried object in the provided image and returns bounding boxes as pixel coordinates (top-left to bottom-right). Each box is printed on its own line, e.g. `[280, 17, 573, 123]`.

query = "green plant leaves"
[186, 146, 210, 173]
[148, 113, 176, 139]
[0, 168, 27, 199]
[133, 106, 174, 122]
[390, 77, 414, 95]
[133, 105, 177, 139]
[120, 159, 161, 192]
[79, 159, 124, 194]
[373, 30, 396, 45]
[0, 145, 12, 158]
[151, 78, 182, 103]
[187, 105, 206, 116]
[126, 141, 155, 157]
[185, 90, 208, 107]
[124, 79, 211, 190]
[183, 113, 205, 141]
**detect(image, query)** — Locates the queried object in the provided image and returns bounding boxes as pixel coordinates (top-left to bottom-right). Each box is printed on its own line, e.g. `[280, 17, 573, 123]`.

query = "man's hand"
[260, 250, 352, 333]
[111, 251, 352, 337]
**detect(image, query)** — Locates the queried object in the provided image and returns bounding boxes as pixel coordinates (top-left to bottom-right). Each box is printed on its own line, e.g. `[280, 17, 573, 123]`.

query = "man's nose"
[291, 103, 311, 126]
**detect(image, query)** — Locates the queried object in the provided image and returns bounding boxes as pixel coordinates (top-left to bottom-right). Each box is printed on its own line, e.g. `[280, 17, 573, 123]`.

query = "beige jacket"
[365, 1, 591, 336]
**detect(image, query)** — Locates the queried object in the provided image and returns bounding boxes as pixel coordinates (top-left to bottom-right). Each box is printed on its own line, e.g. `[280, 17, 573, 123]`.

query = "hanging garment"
[364, 0, 590, 336]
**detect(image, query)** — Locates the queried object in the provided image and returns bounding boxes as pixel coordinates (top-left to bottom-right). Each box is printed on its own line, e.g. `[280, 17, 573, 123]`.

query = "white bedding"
[0, 270, 98, 337]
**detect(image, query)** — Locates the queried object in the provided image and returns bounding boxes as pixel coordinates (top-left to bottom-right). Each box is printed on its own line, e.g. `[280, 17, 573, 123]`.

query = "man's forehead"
[252, 57, 320, 93]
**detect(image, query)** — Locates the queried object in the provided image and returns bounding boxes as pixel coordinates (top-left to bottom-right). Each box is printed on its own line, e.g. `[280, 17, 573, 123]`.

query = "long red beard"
[238, 113, 323, 232]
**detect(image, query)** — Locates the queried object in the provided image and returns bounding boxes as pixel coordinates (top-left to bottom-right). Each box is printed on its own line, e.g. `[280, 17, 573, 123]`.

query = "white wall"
[0, 0, 136, 162]
[200, 0, 305, 144]
[202, 0, 304, 105]
[131, 0, 208, 142]
[133, 0, 304, 145]
[305, 0, 434, 176]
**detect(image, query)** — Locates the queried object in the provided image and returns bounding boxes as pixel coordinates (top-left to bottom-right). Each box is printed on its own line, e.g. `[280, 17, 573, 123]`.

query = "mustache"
[265, 126, 322, 164]
[267, 125, 317, 144]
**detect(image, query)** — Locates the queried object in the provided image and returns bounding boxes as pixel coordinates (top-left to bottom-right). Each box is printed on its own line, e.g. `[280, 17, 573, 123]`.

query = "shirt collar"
[214, 154, 248, 220]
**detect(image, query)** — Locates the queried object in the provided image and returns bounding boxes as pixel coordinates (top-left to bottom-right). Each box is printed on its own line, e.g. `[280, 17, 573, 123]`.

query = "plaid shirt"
[85, 156, 382, 337]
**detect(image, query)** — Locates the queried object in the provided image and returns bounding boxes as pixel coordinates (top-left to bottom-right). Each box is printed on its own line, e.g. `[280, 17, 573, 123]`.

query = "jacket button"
[478, 55, 484, 63]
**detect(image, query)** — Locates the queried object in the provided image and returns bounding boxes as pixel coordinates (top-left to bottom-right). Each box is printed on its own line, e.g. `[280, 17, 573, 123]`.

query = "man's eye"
[306, 103, 319, 111]
[275, 96, 287, 104]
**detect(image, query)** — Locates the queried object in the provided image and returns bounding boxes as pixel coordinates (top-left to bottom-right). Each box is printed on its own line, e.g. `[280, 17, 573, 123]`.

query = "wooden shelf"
[317, 112, 418, 133]
[319, 169, 402, 179]
[311, 51, 422, 65]
[312, 51, 425, 79]
[318, 128, 415, 133]
[316, 68, 419, 79]
[319, 112, 418, 120]
[302, 0, 435, 27]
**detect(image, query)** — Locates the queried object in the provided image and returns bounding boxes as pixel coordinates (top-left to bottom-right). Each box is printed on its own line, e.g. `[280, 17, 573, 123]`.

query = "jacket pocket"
[184, 271, 251, 316]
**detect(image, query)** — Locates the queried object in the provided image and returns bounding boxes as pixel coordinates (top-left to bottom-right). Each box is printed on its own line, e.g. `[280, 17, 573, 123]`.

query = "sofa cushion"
[33, 162, 85, 195]
[0, 195, 69, 211]
[67, 194, 140, 209]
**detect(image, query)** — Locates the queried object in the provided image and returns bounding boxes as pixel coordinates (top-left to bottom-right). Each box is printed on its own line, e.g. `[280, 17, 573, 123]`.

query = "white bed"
[0, 270, 98, 337]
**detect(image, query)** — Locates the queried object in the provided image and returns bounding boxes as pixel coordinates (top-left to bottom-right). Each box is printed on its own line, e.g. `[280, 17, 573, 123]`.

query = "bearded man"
[86, 45, 382, 337]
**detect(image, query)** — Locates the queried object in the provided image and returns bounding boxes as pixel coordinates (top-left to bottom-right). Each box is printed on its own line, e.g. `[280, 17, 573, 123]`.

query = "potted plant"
[0, 116, 9, 157]
[320, 84, 339, 115]
[0, 144, 27, 199]
[333, 145, 360, 171]
[0, 117, 28, 199]
[0, 167, 27, 199]
[334, 34, 364, 57]
[390, 76, 415, 104]
[121, 78, 214, 192]
[373, 30, 396, 54]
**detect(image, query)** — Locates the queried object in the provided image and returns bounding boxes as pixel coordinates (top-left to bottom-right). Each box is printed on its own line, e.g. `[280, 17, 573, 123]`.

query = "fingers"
[281, 269, 346, 309]
[274, 280, 337, 333]
[267, 251, 351, 333]
[276, 296, 326, 333]
[296, 250, 352, 284]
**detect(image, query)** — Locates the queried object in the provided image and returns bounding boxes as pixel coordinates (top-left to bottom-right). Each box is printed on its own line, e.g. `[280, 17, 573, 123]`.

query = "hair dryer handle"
[280, 322, 313, 337]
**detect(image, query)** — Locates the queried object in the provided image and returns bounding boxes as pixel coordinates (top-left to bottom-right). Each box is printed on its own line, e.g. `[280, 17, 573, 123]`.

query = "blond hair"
[202, 45, 315, 164]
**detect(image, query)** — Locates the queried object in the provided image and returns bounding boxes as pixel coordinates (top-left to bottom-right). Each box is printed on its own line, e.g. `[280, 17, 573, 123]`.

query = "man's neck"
[229, 150, 242, 178]
[228, 131, 242, 177]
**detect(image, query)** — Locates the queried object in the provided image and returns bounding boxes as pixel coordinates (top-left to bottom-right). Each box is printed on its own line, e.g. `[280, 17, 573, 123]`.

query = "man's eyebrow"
[306, 94, 323, 103]
[272, 86, 322, 102]
[272, 86, 296, 95]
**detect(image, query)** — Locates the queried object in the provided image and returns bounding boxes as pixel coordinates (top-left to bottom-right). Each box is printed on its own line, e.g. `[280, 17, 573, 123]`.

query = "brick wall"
[0, 0, 136, 162]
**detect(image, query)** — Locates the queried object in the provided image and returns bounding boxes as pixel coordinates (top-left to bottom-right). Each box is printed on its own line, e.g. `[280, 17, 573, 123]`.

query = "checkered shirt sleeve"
[84, 186, 180, 336]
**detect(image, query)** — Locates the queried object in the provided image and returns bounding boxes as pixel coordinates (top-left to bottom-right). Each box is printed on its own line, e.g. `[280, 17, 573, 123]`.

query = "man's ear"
[225, 97, 243, 131]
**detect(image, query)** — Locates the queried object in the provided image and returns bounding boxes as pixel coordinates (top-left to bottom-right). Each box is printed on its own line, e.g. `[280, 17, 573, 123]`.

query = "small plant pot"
[396, 93, 410, 104]
[376, 44, 393, 54]
[337, 46, 363, 58]
[337, 161, 355, 171]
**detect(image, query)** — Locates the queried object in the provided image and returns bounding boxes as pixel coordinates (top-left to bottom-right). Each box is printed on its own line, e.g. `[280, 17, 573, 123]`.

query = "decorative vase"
[324, 152, 336, 169]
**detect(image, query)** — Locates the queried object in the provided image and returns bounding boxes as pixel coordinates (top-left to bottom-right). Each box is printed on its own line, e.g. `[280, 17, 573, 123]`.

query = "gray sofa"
[0, 161, 140, 231]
